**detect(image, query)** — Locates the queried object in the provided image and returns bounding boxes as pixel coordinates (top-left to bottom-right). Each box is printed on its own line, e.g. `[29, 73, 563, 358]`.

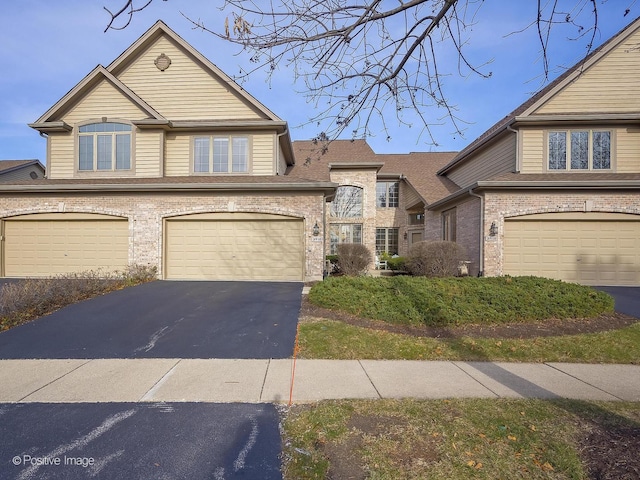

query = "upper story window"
[408, 213, 425, 225]
[78, 122, 131, 171]
[193, 136, 249, 173]
[376, 181, 399, 207]
[330, 186, 363, 218]
[548, 130, 611, 171]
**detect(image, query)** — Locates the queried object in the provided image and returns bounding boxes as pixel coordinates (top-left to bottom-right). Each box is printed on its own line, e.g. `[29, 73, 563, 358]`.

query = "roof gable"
[31, 20, 286, 132]
[438, 16, 640, 175]
[108, 20, 281, 121]
[30, 66, 164, 130]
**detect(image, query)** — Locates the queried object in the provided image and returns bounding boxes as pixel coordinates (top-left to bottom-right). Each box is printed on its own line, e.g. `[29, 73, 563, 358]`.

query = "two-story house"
[0, 21, 335, 282]
[426, 16, 640, 286]
[289, 140, 457, 258]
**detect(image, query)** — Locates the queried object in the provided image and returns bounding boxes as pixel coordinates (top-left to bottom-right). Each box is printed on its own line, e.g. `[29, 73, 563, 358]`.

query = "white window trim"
[545, 129, 614, 172]
[191, 135, 252, 174]
[75, 120, 134, 174]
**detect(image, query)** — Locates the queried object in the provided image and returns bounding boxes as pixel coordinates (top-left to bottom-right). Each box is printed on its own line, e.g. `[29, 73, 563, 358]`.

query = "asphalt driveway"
[0, 281, 302, 359]
[595, 286, 640, 319]
[1, 402, 282, 479]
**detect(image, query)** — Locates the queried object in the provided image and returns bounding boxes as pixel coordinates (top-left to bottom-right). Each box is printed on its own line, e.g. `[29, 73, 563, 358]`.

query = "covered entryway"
[503, 213, 640, 286]
[2, 213, 128, 277]
[165, 213, 304, 281]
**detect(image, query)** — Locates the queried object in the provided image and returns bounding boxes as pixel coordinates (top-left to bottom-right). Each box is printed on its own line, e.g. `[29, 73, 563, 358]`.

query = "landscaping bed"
[308, 276, 615, 327]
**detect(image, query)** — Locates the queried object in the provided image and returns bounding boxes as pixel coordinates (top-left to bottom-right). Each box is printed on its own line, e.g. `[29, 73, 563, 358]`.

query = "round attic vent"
[154, 53, 171, 71]
[30, 171, 38, 180]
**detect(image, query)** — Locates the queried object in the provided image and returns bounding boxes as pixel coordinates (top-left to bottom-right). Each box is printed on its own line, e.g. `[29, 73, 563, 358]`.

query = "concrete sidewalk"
[1, 359, 638, 403]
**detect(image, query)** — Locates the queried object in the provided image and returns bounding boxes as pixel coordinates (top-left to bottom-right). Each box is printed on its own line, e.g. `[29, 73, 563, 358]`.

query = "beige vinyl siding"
[520, 129, 545, 173]
[252, 133, 275, 175]
[534, 29, 640, 115]
[164, 134, 190, 176]
[62, 79, 148, 125]
[448, 134, 516, 188]
[617, 128, 640, 172]
[117, 36, 266, 121]
[47, 133, 74, 179]
[135, 130, 163, 177]
[522, 127, 640, 173]
[165, 132, 276, 176]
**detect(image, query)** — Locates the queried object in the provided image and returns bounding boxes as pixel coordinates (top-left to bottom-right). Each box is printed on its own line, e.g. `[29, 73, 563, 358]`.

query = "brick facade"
[483, 191, 640, 277]
[0, 191, 326, 281]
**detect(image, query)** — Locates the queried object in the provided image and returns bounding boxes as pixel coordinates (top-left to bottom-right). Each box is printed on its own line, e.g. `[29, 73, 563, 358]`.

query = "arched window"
[330, 186, 363, 218]
[78, 122, 132, 171]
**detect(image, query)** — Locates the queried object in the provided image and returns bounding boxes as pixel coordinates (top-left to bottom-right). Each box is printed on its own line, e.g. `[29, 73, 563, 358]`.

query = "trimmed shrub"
[405, 241, 467, 277]
[336, 243, 372, 276]
[386, 256, 406, 271]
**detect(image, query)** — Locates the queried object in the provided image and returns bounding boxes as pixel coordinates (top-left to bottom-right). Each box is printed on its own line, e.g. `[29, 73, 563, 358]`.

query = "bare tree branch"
[103, 0, 634, 150]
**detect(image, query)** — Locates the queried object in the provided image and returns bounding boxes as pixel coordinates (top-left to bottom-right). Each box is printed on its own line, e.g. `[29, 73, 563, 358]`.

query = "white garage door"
[503, 213, 640, 286]
[165, 213, 304, 281]
[3, 213, 129, 277]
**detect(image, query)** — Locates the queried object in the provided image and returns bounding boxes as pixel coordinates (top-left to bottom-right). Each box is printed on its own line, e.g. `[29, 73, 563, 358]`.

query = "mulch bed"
[300, 297, 639, 339]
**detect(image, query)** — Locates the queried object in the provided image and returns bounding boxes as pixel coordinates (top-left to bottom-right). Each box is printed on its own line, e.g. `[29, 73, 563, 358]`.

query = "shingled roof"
[289, 140, 459, 203]
[438, 16, 640, 176]
[0, 160, 42, 174]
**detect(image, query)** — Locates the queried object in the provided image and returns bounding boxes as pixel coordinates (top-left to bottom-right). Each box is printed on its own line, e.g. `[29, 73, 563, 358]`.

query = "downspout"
[39, 132, 49, 178]
[275, 128, 288, 175]
[468, 188, 484, 277]
[322, 195, 329, 279]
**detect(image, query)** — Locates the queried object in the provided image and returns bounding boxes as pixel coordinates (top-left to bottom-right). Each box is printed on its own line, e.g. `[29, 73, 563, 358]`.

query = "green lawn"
[281, 398, 640, 479]
[297, 319, 640, 363]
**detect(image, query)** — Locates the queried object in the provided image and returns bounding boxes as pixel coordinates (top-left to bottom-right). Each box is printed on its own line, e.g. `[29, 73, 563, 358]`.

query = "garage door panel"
[504, 217, 640, 286]
[4, 218, 128, 277]
[166, 217, 303, 281]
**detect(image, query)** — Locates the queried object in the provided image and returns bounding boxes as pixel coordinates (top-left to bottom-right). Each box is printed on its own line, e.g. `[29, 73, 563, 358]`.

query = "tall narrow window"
[548, 132, 567, 170]
[78, 122, 132, 171]
[442, 208, 457, 242]
[376, 181, 399, 207]
[375, 228, 399, 255]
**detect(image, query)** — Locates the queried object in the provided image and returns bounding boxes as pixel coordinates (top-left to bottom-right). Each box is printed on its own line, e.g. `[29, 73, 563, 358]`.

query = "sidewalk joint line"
[259, 359, 271, 402]
[544, 362, 624, 401]
[358, 361, 382, 399]
[18, 358, 93, 402]
[139, 359, 182, 402]
[451, 361, 502, 398]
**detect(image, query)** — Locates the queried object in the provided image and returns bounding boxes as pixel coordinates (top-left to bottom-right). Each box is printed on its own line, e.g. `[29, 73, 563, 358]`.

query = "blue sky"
[0, 1, 636, 162]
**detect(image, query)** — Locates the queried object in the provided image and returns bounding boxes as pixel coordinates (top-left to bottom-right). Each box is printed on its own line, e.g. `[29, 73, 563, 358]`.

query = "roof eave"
[0, 181, 338, 194]
[28, 121, 72, 133]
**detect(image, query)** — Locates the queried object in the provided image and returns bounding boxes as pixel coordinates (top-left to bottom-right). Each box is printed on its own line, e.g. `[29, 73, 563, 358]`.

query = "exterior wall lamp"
[313, 222, 320, 236]
[489, 221, 498, 236]
[403, 231, 408, 240]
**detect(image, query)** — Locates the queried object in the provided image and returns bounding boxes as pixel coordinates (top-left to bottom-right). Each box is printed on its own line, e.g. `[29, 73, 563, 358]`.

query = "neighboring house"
[0, 160, 45, 182]
[289, 140, 457, 258]
[425, 16, 640, 286]
[0, 21, 335, 281]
